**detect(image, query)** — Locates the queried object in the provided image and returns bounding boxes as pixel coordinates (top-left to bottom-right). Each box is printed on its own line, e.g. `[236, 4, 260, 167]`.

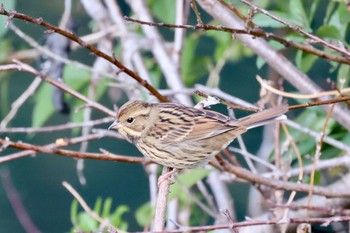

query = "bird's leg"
[157, 168, 178, 187]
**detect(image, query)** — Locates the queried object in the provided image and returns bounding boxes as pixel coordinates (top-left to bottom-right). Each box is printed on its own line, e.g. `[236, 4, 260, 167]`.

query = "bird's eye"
[126, 117, 134, 123]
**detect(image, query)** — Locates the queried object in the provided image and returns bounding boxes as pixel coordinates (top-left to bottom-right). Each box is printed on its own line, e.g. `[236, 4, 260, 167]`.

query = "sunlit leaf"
[0, 0, 16, 38]
[70, 199, 79, 225]
[148, 0, 175, 23]
[93, 197, 103, 216]
[135, 202, 153, 227]
[102, 197, 112, 218]
[289, 0, 310, 30]
[32, 83, 55, 127]
[169, 169, 212, 200]
[110, 205, 129, 230]
[316, 25, 342, 40]
[337, 64, 350, 88]
[295, 50, 318, 73]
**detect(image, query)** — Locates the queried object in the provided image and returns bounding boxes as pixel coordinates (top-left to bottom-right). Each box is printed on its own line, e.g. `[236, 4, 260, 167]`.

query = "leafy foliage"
[70, 197, 129, 232]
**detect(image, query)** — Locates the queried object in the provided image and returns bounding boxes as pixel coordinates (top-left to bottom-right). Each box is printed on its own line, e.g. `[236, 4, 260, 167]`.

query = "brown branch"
[190, 0, 203, 26]
[1, 117, 112, 133]
[288, 96, 350, 110]
[216, 156, 350, 198]
[0, 138, 145, 164]
[240, 0, 350, 58]
[153, 167, 172, 231]
[0, 61, 115, 117]
[194, 90, 261, 112]
[0, 6, 168, 102]
[123, 16, 350, 65]
[133, 215, 350, 232]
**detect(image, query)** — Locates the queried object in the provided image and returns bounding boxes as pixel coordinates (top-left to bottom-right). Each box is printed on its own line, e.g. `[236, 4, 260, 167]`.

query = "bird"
[108, 100, 288, 170]
[108, 100, 288, 169]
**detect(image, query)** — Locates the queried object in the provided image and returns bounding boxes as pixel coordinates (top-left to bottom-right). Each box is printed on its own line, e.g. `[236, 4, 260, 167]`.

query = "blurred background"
[0, 0, 349, 232]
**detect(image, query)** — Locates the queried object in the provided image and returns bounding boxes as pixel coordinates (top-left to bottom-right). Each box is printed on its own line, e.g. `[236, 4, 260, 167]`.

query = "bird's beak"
[108, 120, 121, 130]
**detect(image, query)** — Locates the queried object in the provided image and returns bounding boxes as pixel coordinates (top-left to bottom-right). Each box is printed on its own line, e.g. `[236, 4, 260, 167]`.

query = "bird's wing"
[184, 109, 239, 141]
[149, 105, 238, 143]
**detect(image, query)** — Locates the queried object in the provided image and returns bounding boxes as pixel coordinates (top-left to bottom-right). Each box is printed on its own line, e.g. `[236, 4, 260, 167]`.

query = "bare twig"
[123, 16, 350, 65]
[216, 156, 350, 198]
[307, 104, 336, 216]
[133, 215, 350, 233]
[0, 6, 168, 102]
[0, 138, 145, 164]
[1, 61, 115, 116]
[1, 117, 112, 133]
[62, 181, 119, 232]
[126, 0, 190, 104]
[257, 76, 350, 99]
[195, 90, 260, 112]
[153, 167, 172, 231]
[240, 0, 350, 58]
[0, 77, 41, 128]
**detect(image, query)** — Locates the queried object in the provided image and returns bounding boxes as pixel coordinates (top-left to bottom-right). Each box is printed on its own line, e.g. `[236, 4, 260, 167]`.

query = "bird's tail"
[238, 105, 288, 129]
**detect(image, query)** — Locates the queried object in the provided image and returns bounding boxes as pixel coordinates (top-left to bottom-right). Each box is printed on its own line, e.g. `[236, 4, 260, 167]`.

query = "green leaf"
[0, 74, 9, 119]
[0, 40, 11, 62]
[93, 197, 103, 216]
[338, 2, 350, 24]
[324, 1, 336, 24]
[110, 205, 129, 230]
[295, 50, 318, 73]
[328, 3, 349, 38]
[181, 34, 211, 86]
[77, 213, 98, 231]
[289, 0, 310, 30]
[135, 202, 153, 227]
[252, 13, 286, 28]
[0, 0, 16, 38]
[63, 65, 90, 93]
[181, 33, 200, 82]
[256, 56, 265, 69]
[337, 64, 350, 88]
[32, 82, 55, 127]
[102, 197, 112, 218]
[316, 25, 342, 40]
[308, 0, 320, 22]
[169, 169, 212, 200]
[70, 199, 79, 225]
[148, 0, 175, 23]
[63, 65, 90, 133]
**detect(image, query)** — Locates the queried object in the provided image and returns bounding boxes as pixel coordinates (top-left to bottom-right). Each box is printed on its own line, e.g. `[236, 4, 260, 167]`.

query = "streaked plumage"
[109, 101, 288, 169]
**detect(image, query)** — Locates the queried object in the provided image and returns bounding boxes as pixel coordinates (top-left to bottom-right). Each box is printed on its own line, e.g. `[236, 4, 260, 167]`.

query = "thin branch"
[307, 104, 336, 216]
[216, 156, 350, 198]
[0, 138, 145, 164]
[0, 76, 41, 128]
[126, 0, 190, 104]
[1, 61, 115, 117]
[153, 167, 172, 231]
[240, 0, 350, 58]
[257, 76, 350, 99]
[1, 117, 112, 133]
[133, 215, 350, 233]
[62, 181, 119, 232]
[7, 22, 119, 81]
[0, 6, 168, 102]
[123, 16, 350, 65]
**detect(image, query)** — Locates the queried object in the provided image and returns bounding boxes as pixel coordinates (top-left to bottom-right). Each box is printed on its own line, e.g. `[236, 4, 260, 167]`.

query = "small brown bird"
[109, 101, 288, 169]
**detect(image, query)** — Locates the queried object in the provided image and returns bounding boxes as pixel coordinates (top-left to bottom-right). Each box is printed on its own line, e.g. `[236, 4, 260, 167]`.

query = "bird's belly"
[136, 136, 235, 169]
